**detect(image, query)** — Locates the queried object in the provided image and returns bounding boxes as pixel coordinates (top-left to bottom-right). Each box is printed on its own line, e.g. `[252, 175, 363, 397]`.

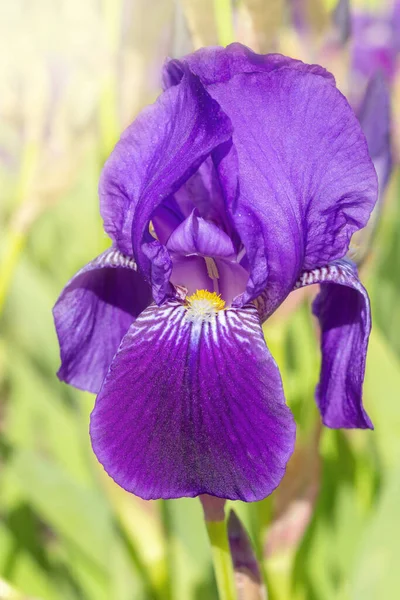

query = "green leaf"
[351, 467, 400, 599]
[9, 449, 113, 574]
[292, 430, 377, 600]
[364, 328, 400, 470]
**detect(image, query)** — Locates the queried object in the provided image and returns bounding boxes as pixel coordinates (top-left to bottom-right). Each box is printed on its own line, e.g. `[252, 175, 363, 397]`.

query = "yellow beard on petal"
[185, 290, 226, 322]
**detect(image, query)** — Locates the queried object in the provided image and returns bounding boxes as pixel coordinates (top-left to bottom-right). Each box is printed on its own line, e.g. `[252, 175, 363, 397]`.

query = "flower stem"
[205, 519, 237, 600]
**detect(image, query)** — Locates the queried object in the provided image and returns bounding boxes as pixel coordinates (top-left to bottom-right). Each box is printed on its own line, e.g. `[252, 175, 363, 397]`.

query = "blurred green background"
[0, 0, 399, 598]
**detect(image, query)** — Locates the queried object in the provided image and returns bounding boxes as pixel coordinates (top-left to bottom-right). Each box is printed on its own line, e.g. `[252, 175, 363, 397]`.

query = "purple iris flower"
[53, 44, 378, 501]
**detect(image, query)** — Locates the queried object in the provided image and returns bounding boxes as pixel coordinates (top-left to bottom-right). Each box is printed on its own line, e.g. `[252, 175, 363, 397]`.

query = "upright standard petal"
[53, 249, 152, 394]
[209, 68, 377, 310]
[90, 302, 295, 501]
[293, 260, 373, 429]
[100, 69, 232, 297]
[163, 43, 335, 88]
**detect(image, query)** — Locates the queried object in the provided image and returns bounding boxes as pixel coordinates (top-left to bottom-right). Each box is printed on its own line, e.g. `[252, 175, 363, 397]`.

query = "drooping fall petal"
[90, 302, 295, 500]
[53, 249, 151, 393]
[294, 259, 373, 429]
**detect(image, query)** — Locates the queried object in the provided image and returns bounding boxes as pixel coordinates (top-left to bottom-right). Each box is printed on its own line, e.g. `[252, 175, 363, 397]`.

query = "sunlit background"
[0, 0, 399, 598]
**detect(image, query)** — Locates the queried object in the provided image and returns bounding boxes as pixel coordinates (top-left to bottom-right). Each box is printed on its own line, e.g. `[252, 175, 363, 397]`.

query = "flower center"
[185, 290, 225, 322]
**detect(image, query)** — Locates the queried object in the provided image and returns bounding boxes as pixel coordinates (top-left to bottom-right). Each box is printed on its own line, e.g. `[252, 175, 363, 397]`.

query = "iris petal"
[165, 46, 377, 310]
[294, 259, 373, 429]
[174, 157, 233, 234]
[152, 196, 184, 245]
[53, 249, 151, 393]
[90, 301, 295, 501]
[170, 255, 215, 295]
[211, 68, 377, 310]
[166, 210, 235, 258]
[163, 43, 335, 87]
[214, 258, 249, 306]
[100, 70, 232, 300]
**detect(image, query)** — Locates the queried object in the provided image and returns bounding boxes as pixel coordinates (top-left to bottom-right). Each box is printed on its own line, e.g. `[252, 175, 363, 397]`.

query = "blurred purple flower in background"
[350, 71, 393, 264]
[288, 0, 394, 264]
[347, 1, 396, 263]
[53, 44, 378, 501]
[351, 0, 400, 89]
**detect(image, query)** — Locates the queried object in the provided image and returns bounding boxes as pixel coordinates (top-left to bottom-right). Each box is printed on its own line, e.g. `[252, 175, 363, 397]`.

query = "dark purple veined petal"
[293, 259, 373, 429]
[100, 69, 232, 300]
[53, 248, 152, 394]
[163, 43, 335, 88]
[209, 67, 377, 311]
[166, 210, 235, 258]
[90, 301, 295, 501]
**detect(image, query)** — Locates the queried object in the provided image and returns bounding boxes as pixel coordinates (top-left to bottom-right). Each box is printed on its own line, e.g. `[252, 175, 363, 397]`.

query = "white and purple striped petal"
[90, 301, 295, 501]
